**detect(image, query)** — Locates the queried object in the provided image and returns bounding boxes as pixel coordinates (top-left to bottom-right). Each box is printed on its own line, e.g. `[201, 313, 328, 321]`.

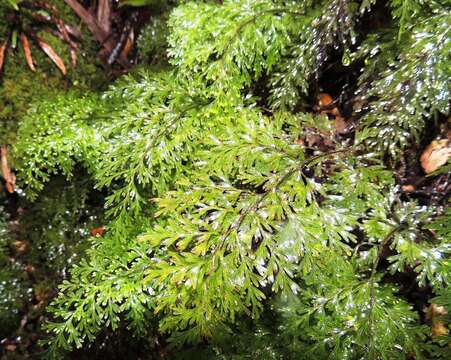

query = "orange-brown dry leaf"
[54, 17, 78, 68]
[1, 145, 15, 193]
[295, 138, 305, 146]
[424, 303, 448, 321]
[0, 41, 7, 72]
[12, 240, 27, 254]
[318, 93, 341, 117]
[5, 180, 14, 193]
[318, 93, 333, 107]
[91, 226, 106, 237]
[69, 47, 77, 67]
[64, 0, 129, 67]
[432, 321, 449, 337]
[401, 184, 416, 192]
[426, 303, 449, 337]
[121, 28, 134, 59]
[420, 139, 451, 174]
[4, 344, 16, 352]
[36, 37, 67, 75]
[20, 33, 36, 71]
[426, 303, 448, 320]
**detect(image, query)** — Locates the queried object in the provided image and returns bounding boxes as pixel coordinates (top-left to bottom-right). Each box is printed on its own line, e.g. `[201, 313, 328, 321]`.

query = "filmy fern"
[10, 0, 451, 358]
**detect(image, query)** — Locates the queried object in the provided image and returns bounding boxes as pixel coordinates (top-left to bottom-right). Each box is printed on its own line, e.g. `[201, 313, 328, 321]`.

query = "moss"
[0, 0, 110, 146]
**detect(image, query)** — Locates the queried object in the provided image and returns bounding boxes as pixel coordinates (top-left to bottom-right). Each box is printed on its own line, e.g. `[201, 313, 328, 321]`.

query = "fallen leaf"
[91, 226, 106, 237]
[1, 145, 15, 193]
[70, 47, 77, 67]
[4, 344, 16, 352]
[401, 184, 416, 192]
[434, 305, 448, 316]
[12, 240, 27, 254]
[432, 321, 449, 337]
[121, 28, 134, 59]
[0, 41, 7, 73]
[420, 139, 451, 174]
[20, 315, 28, 329]
[318, 93, 341, 117]
[55, 19, 78, 68]
[318, 93, 333, 107]
[36, 37, 67, 75]
[5, 179, 15, 193]
[295, 138, 305, 146]
[426, 303, 447, 320]
[426, 303, 449, 337]
[65, 24, 82, 39]
[20, 33, 36, 71]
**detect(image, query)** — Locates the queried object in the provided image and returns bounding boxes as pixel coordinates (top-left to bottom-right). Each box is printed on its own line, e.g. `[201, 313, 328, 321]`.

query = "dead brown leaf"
[91, 226, 106, 237]
[306, 134, 323, 148]
[20, 33, 36, 71]
[56, 19, 78, 67]
[401, 184, 416, 192]
[318, 93, 333, 107]
[121, 28, 135, 59]
[12, 240, 27, 254]
[295, 138, 305, 147]
[69, 47, 77, 67]
[318, 93, 341, 117]
[36, 37, 67, 75]
[426, 303, 449, 337]
[0, 41, 7, 73]
[4, 344, 16, 352]
[432, 321, 449, 337]
[420, 139, 451, 174]
[1, 145, 15, 193]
